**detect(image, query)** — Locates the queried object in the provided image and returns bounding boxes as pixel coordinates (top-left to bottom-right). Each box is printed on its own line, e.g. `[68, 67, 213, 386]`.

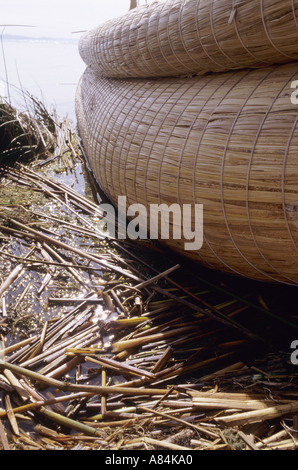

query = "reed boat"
[79, 0, 298, 79]
[76, 0, 298, 286]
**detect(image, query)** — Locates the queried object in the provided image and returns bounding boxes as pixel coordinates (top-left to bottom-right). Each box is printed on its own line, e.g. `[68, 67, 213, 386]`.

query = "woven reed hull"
[79, 0, 298, 79]
[76, 63, 298, 285]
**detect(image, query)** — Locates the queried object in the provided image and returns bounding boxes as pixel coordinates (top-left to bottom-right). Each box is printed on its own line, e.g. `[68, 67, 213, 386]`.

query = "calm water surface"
[0, 37, 85, 122]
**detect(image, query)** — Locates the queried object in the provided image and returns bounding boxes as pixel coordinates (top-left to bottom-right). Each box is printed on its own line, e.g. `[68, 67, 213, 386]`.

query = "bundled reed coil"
[76, 63, 298, 285]
[76, 0, 298, 285]
[79, 0, 298, 78]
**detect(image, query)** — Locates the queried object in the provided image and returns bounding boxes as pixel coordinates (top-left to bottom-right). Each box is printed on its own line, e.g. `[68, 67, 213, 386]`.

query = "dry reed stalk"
[81, 417, 148, 429]
[0, 419, 10, 450]
[4, 166, 107, 246]
[151, 346, 173, 373]
[264, 440, 298, 450]
[26, 322, 48, 360]
[38, 305, 96, 350]
[111, 326, 194, 352]
[0, 248, 101, 273]
[0, 359, 176, 397]
[85, 355, 156, 379]
[237, 430, 259, 451]
[2, 369, 31, 402]
[38, 408, 104, 437]
[0, 392, 94, 419]
[79, 0, 298, 79]
[1, 297, 6, 319]
[139, 405, 218, 437]
[191, 438, 227, 450]
[164, 428, 194, 445]
[214, 402, 298, 426]
[18, 321, 99, 367]
[76, 62, 298, 285]
[65, 347, 104, 356]
[41, 243, 87, 288]
[198, 361, 247, 382]
[17, 431, 47, 450]
[5, 217, 140, 282]
[191, 396, 288, 411]
[0, 264, 23, 297]
[4, 394, 19, 436]
[36, 334, 99, 376]
[2, 336, 37, 356]
[48, 297, 102, 305]
[133, 264, 180, 289]
[44, 356, 84, 380]
[255, 429, 288, 448]
[18, 165, 104, 217]
[138, 436, 192, 451]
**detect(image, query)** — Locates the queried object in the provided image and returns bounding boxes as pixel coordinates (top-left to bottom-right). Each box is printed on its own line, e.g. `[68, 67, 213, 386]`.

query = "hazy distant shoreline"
[0, 36, 84, 120]
[1, 34, 79, 44]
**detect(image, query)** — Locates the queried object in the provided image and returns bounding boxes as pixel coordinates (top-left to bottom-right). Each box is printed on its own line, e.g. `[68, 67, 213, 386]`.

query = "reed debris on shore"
[0, 101, 298, 450]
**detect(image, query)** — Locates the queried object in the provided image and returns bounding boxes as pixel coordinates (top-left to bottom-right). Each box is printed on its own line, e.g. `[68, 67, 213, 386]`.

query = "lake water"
[0, 36, 86, 123]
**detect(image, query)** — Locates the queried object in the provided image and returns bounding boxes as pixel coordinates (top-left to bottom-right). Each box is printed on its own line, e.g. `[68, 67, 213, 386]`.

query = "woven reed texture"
[76, 63, 298, 285]
[79, 0, 298, 79]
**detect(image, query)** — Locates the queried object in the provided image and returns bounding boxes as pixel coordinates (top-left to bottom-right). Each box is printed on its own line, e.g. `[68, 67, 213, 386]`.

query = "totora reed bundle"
[76, 63, 298, 285]
[76, 0, 298, 285]
[79, 0, 298, 79]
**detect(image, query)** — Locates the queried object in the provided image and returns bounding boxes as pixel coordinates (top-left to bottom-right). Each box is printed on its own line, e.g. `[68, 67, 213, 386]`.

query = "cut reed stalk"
[0, 360, 176, 397]
[215, 403, 298, 426]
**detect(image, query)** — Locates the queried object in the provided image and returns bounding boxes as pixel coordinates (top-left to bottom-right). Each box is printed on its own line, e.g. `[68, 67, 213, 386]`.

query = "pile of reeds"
[79, 0, 298, 79]
[0, 146, 298, 450]
[0, 95, 57, 163]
